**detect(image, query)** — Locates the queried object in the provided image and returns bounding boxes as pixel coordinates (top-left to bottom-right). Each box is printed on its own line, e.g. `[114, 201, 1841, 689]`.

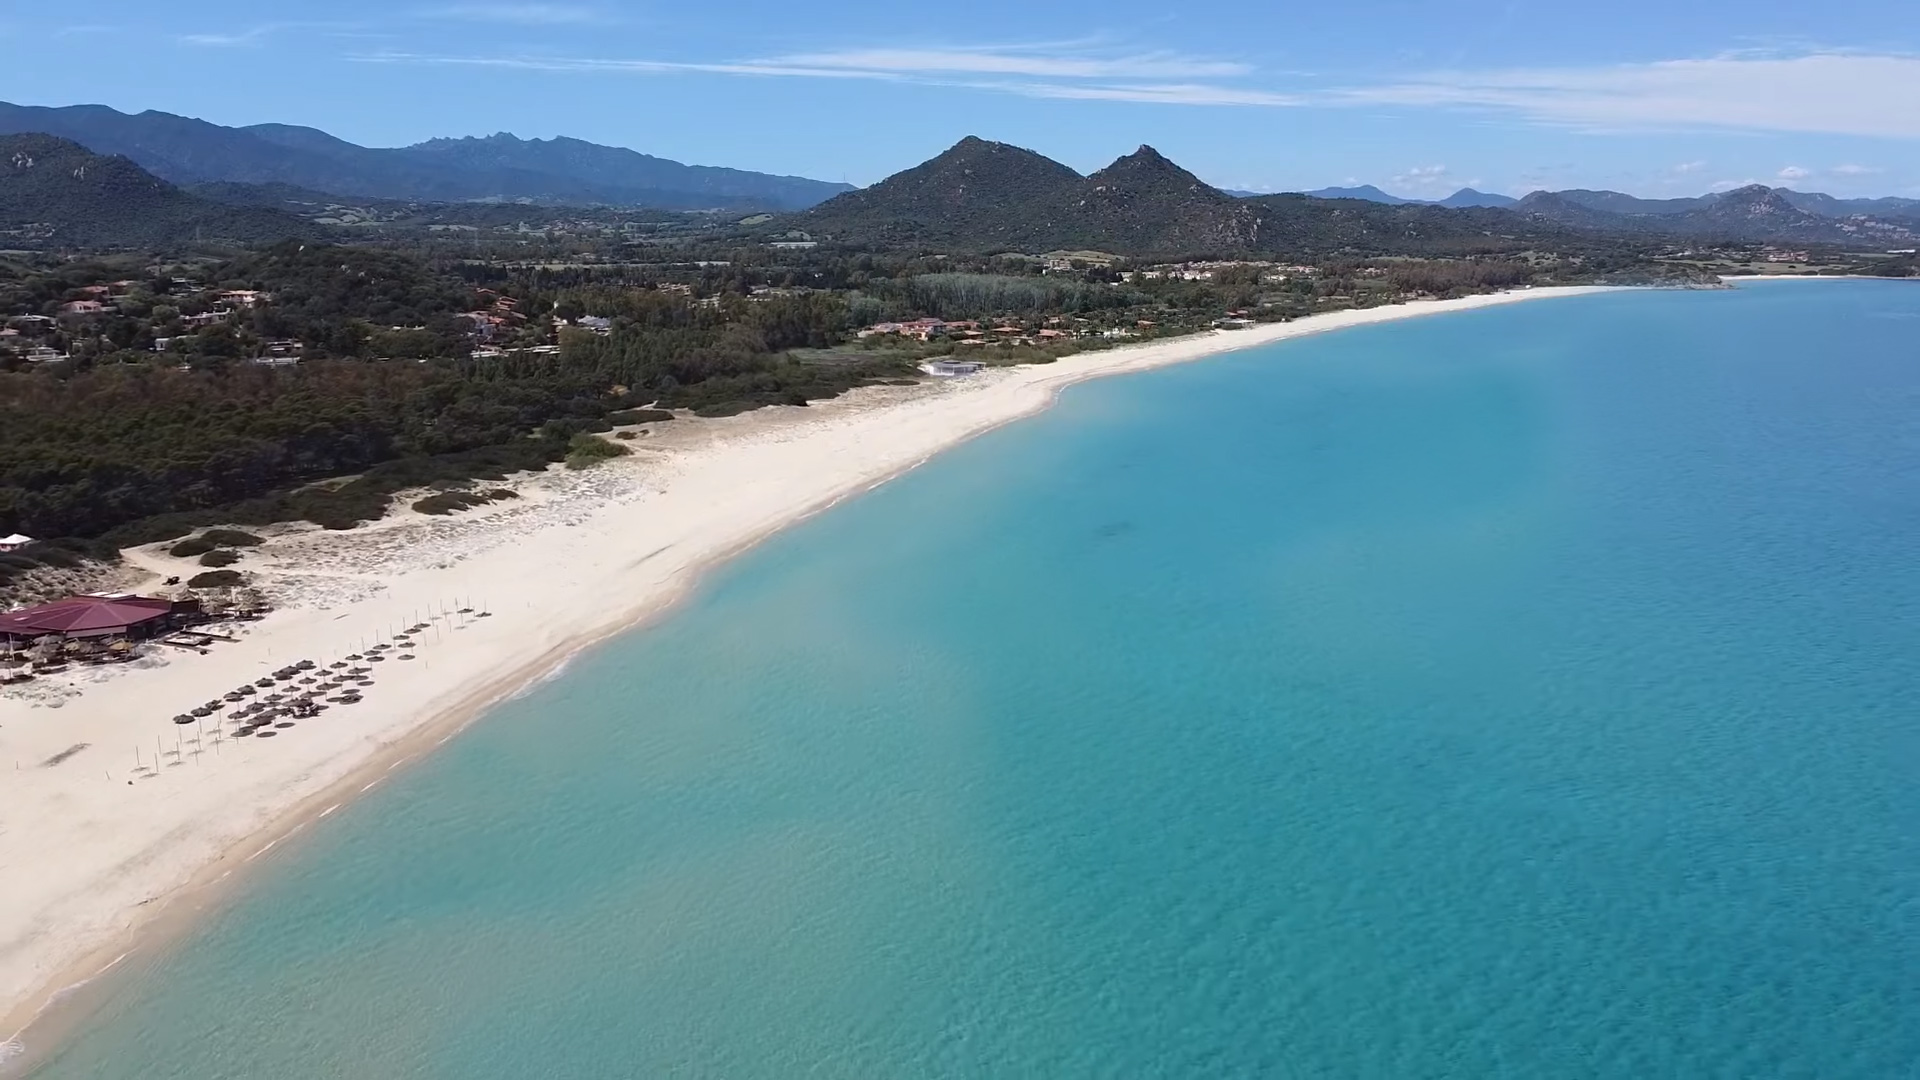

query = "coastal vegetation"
[2, 129, 1908, 570]
[168, 530, 264, 558]
[411, 489, 519, 515]
[564, 433, 632, 469]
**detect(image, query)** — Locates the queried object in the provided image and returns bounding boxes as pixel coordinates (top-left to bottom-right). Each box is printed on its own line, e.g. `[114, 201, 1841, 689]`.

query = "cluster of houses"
[1126, 261, 1318, 283]
[48, 282, 268, 320]
[858, 318, 1078, 346]
[859, 316, 1155, 347]
[2, 279, 277, 365]
[456, 290, 530, 344]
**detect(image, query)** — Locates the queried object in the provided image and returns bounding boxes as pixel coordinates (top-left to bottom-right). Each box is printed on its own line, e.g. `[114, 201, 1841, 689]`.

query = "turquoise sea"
[24, 282, 1919, 1078]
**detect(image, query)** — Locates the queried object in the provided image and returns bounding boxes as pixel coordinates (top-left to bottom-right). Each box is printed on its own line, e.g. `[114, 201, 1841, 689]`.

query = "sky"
[5, 1, 1920, 199]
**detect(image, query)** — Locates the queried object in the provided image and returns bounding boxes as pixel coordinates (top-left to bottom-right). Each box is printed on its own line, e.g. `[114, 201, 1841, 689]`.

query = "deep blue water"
[26, 283, 1920, 1078]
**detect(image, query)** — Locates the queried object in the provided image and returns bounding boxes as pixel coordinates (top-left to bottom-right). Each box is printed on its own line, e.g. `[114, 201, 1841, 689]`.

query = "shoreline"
[0, 285, 1618, 1070]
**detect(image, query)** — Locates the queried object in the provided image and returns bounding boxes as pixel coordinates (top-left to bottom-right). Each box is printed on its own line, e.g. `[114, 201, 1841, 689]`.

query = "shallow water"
[28, 283, 1920, 1078]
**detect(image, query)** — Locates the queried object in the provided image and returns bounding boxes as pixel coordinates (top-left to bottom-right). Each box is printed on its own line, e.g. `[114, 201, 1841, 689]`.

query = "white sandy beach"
[0, 285, 1616, 1061]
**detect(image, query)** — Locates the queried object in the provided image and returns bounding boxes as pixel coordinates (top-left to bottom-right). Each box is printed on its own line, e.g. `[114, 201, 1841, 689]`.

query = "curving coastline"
[0, 285, 1619, 1068]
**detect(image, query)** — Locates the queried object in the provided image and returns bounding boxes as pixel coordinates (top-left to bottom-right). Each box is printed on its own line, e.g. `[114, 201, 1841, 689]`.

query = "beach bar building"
[0, 594, 196, 647]
[920, 360, 986, 377]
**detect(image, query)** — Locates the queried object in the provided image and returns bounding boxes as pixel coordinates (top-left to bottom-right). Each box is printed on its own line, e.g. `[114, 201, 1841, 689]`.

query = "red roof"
[0, 596, 173, 638]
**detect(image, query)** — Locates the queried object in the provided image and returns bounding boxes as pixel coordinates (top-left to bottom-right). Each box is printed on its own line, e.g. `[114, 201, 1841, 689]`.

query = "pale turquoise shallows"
[28, 283, 1920, 1078]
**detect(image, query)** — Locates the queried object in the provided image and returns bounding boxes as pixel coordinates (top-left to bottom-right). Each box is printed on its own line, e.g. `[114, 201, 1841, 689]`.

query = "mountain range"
[1304, 181, 1920, 222]
[1301, 185, 1520, 210]
[794, 138, 1572, 256]
[0, 133, 313, 248]
[0, 102, 853, 211]
[793, 138, 1920, 255]
[794, 137, 1268, 252]
[1513, 185, 1920, 246]
[6, 117, 1917, 256]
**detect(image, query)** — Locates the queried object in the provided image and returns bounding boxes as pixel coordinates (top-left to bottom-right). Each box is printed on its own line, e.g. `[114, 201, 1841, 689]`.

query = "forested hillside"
[0, 246, 907, 543]
[0, 134, 313, 248]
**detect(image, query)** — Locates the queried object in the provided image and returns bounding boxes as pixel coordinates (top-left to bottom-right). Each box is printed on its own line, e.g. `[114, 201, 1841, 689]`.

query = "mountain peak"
[926, 136, 1054, 166]
[1437, 187, 1518, 209]
[1301, 184, 1413, 205]
[798, 137, 1084, 247]
[1091, 145, 1207, 189]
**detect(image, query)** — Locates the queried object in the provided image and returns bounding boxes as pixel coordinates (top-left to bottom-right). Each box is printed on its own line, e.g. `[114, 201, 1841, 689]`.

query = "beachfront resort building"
[0, 594, 198, 647]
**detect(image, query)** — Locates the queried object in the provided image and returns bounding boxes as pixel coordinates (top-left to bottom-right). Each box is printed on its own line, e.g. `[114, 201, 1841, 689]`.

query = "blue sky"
[5, 1, 1920, 198]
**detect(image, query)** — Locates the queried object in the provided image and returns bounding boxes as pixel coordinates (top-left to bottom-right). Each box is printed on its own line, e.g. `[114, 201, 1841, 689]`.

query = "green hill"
[1078, 146, 1262, 252]
[0, 133, 314, 249]
[793, 136, 1085, 250]
[792, 138, 1578, 257]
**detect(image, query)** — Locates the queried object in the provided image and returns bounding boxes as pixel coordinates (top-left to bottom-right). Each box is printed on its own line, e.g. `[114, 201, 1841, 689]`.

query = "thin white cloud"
[1390, 164, 1454, 193]
[423, 4, 604, 24]
[1674, 160, 1707, 174]
[352, 45, 1294, 106]
[1339, 52, 1920, 138]
[975, 81, 1301, 106]
[356, 52, 892, 80]
[1777, 165, 1812, 180]
[1830, 163, 1883, 175]
[768, 47, 1249, 81]
[181, 20, 358, 46]
[349, 43, 1920, 135]
[180, 25, 279, 46]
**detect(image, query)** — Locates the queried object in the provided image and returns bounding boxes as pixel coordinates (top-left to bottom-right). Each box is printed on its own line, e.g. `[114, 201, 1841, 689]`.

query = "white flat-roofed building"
[920, 360, 985, 377]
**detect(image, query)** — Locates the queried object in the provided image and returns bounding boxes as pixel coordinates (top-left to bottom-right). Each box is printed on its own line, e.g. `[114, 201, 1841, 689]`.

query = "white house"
[0, 534, 34, 553]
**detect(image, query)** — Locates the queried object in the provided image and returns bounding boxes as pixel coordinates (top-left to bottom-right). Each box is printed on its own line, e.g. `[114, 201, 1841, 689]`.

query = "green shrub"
[564, 433, 632, 470]
[27, 547, 81, 569]
[609, 408, 675, 425]
[170, 530, 259, 557]
[198, 549, 240, 567]
[414, 491, 484, 515]
[411, 488, 520, 515]
[186, 570, 244, 588]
